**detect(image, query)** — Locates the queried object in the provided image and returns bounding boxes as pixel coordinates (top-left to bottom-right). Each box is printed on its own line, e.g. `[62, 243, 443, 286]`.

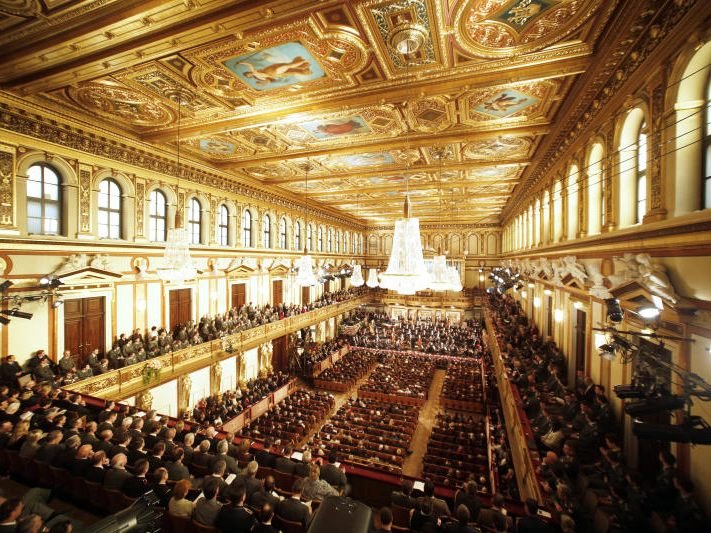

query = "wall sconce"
[479, 275, 485, 282]
[533, 297, 541, 308]
[554, 309, 564, 322]
[543, 289, 552, 296]
[520, 290, 527, 299]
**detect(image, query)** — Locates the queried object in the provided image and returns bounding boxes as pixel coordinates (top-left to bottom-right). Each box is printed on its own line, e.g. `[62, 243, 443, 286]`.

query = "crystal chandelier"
[379, 196, 430, 294]
[366, 268, 380, 288]
[447, 262, 463, 292]
[427, 147, 453, 292]
[157, 92, 196, 284]
[296, 160, 317, 287]
[349, 264, 364, 287]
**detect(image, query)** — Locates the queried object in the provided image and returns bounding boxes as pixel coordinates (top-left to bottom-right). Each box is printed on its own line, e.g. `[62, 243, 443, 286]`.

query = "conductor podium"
[308, 496, 373, 533]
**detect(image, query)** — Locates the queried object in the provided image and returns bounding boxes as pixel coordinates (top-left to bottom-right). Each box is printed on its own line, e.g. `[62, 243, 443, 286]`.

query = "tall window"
[98, 178, 121, 239]
[149, 189, 167, 242]
[637, 123, 648, 223]
[307, 224, 312, 251]
[27, 163, 61, 235]
[295, 221, 302, 250]
[352, 233, 356, 254]
[279, 217, 287, 249]
[243, 210, 252, 247]
[218, 205, 229, 246]
[335, 231, 340, 253]
[327, 229, 333, 252]
[188, 198, 202, 244]
[344, 232, 348, 255]
[705, 79, 711, 208]
[263, 214, 271, 248]
[318, 227, 323, 252]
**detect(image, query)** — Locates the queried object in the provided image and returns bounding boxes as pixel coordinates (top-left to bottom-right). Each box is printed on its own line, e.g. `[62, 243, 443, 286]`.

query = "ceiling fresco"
[0, 0, 619, 226]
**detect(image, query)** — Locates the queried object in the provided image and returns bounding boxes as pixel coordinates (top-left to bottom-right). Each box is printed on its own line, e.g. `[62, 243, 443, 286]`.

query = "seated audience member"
[294, 449, 311, 478]
[410, 498, 439, 533]
[320, 452, 347, 490]
[254, 437, 277, 468]
[103, 453, 132, 491]
[167, 447, 190, 481]
[122, 459, 151, 498]
[276, 478, 311, 529]
[151, 467, 172, 508]
[215, 483, 255, 533]
[194, 477, 223, 527]
[454, 480, 482, 522]
[444, 505, 475, 533]
[253, 503, 278, 533]
[34, 430, 63, 464]
[302, 464, 339, 501]
[250, 475, 281, 509]
[191, 440, 212, 469]
[373, 506, 394, 533]
[168, 479, 195, 519]
[85, 450, 108, 484]
[208, 460, 229, 501]
[19, 429, 43, 460]
[70, 444, 93, 477]
[231, 461, 263, 500]
[214, 440, 240, 475]
[392, 479, 417, 509]
[417, 479, 450, 518]
[516, 498, 552, 533]
[273, 446, 296, 475]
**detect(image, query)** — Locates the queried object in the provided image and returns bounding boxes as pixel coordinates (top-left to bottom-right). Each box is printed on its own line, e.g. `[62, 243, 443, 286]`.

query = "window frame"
[704, 79, 711, 208]
[148, 189, 167, 242]
[636, 122, 648, 223]
[279, 217, 287, 249]
[26, 163, 62, 236]
[98, 178, 122, 239]
[263, 214, 271, 248]
[218, 204, 229, 246]
[318, 227, 323, 252]
[243, 209, 253, 248]
[294, 221, 302, 251]
[188, 197, 202, 245]
[307, 224, 313, 252]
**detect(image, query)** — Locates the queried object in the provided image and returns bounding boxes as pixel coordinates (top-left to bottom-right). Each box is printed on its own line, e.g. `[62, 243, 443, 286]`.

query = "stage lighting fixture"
[598, 343, 617, 361]
[85, 490, 162, 533]
[613, 384, 647, 399]
[624, 395, 686, 416]
[0, 280, 12, 291]
[52, 296, 64, 308]
[638, 305, 661, 319]
[0, 316, 9, 325]
[0, 308, 32, 320]
[633, 417, 711, 445]
[605, 298, 624, 323]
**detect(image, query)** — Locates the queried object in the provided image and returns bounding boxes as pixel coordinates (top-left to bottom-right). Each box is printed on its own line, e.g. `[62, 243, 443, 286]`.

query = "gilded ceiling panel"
[461, 80, 559, 125]
[462, 136, 533, 160]
[455, 0, 602, 58]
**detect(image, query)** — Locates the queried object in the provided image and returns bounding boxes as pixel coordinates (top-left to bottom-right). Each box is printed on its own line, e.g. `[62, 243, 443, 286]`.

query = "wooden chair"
[49, 466, 70, 497]
[273, 470, 295, 492]
[0, 448, 8, 476]
[391, 526, 410, 533]
[391, 504, 411, 528]
[275, 515, 305, 533]
[167, 513, 192, 533]
[5, 450, 21, 479]
[256, 465, 273, 480]
[104, 488, 128, 515]
[191, 519, 217, 533]
[35, 461, 54, 488]
[19, 457, 39, 485]
[190, 463, 209, 479]
[86, 481, 108, 512]
[71, 475, 90, 504]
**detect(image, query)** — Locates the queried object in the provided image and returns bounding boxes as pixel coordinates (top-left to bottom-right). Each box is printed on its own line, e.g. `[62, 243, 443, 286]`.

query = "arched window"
[188, 198, 202, 244]
[27, 163, 61, 235]
[295, 221, 302, 251]
[587, 143, 604, 236]
[98, 178, 121, 239]
[637, 122, 648, 223]
[218, 205, 229, 246]
[279, 217, 287, 249]
[705, 79, 711, 208]
[318, 227, 323, 252]
[567, 165, 579, 240]
[243, 210, 252, 247]
[343, 232, 348, 255]
[263, 214, 271, 248]
[352, 233, 357, 254]
[307, 224, 313, 251]
[335, 231, 340, 253]
[149, 189, 167, 242]
[327, 229, 333, 252]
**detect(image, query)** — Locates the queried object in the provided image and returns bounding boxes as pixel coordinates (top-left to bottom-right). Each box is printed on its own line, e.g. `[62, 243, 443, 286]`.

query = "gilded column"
[210, 361, 222, 395]
[76, 164, 93, 239]
[136, 389, 153, 411]
[577, 172, 588, 239]
[645, 69, 668, 222]
[177, 374, 192, 417]
[0, 144, 17, 232]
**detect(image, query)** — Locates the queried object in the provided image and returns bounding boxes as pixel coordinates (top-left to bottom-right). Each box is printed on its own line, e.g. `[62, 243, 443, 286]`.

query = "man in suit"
[215, 483, 255, 533]
[253, 503, 279, 533]
[208, 460, 229, 501]
[254, 437, 277, 468]
[213, 440, 240, 474]
[391, 479, 416, 509]
[230, 461, 262, 501]
[103, 453, 132, 491]
[33, 359, 56, 383]
[273, 447, 296, 475]
[57, 351, 76, 376]
[34, 430, 63, 464]
[191, 439, 213, 469]
[275, 478, 311, 529]
[109, 434, 131, 460]
[416, 479, 450, 518]
[127, 436, 147, 467]
[0, 355, 23, 386]
[454, 480, 482, 522]
[122, 459, 151, 498]
[250, 475, 281, 509]
[194, 477, 223, 527]
[167, 448, 190, 481]
[320, 452, 347, 490]
[372, 507, 394, 533]
[516, 498, 552, 533]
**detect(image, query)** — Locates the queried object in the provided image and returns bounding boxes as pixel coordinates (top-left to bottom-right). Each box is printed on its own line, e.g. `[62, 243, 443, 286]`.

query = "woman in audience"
[168, 479, 195, 518]
[301, 464, 339, 501]
[19, 429, 43, 459]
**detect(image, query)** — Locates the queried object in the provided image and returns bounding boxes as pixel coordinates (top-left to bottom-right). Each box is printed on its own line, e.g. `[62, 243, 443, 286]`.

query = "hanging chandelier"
[350, 264, 364, 287]
[366, 268, 380, 288]
[157, 92, 196, 284]
[428, 147, 453, 292]
[296, 160, 317, 287]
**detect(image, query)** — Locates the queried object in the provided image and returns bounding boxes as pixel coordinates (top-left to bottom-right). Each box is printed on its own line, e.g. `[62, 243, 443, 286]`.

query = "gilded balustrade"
[64, 295, 370, 399]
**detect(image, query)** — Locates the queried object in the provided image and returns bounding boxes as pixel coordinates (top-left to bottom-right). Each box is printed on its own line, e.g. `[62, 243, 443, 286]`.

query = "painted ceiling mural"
[0, 0, 619, 226]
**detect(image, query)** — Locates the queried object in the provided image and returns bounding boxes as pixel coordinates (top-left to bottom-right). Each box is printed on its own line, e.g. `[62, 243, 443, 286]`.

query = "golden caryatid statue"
[237, 350, 247, 388]
[136, 389, 153, 411]
[258, 341, 273, 378]
[177, 374, 192, 417]
[210, 361, 223, 395]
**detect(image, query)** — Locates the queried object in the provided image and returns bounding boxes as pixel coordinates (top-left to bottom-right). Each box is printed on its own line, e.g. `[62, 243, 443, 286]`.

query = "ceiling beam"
[141, 55, 589, 143]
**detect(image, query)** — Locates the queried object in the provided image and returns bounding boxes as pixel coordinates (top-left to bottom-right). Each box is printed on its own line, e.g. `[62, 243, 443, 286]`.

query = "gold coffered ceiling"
[0, 0, 619, 226]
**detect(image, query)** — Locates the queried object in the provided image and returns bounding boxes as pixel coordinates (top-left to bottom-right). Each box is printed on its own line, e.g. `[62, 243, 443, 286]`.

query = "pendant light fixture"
[296, 160, 317, 287]
[349, 193, 364, 287]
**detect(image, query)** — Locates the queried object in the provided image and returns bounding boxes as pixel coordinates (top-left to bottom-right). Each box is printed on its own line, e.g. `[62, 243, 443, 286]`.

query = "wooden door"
[574, 309, 587, 377]
[272, 280, 283, 307]
[272, 335, 288, 373]
[169, 288, 192, 331]
[231, 283, 246, 309]
[301, 286, 310, 306]
[63, 296, 105, 367]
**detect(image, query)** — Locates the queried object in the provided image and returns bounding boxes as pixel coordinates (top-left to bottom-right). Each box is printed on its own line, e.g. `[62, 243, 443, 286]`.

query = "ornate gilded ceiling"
[0, 0, 618, 226]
